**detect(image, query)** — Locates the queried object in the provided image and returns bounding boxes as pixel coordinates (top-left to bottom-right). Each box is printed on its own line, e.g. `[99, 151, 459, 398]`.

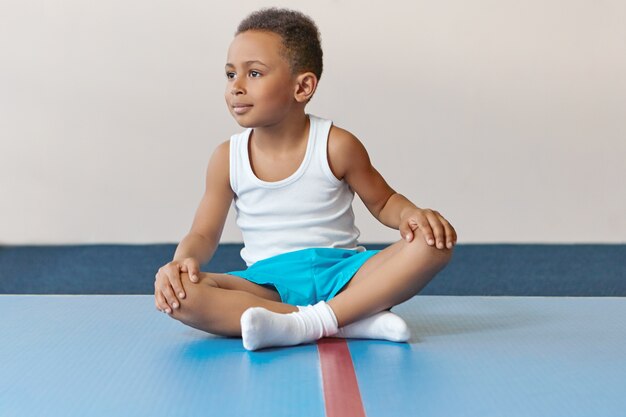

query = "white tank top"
[229, 114, 365, 266]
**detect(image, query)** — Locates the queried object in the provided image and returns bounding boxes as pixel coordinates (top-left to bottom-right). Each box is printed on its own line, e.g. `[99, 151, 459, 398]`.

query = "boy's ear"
[293, 72, 318, 103]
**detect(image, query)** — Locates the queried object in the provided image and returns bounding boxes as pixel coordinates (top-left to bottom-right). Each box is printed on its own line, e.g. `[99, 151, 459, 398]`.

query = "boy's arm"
[328, 127, 456, 249]
[174, 140, 234, 266]
[155, 140, 233, 311]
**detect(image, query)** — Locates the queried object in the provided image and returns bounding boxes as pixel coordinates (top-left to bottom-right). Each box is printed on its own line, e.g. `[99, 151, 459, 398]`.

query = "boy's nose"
[231, 80, 245, 95]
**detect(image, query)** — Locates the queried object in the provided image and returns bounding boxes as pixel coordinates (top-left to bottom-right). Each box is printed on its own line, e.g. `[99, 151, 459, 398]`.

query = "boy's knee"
[405, 230, 454, 268]
[180, 272, 219, 303]
[170, 272, 217, 322]
[435, 245, 454, 270]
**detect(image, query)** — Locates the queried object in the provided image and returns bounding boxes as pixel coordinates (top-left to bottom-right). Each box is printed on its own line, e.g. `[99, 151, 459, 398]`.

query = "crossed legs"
[168, 229, 452, 337]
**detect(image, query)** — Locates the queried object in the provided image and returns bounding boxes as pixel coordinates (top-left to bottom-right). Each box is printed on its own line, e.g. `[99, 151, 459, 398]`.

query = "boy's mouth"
[232, 104, 253, 114]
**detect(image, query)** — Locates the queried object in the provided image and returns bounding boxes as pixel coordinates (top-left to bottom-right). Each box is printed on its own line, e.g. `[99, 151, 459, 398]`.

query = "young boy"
[154, 8, 456, 351]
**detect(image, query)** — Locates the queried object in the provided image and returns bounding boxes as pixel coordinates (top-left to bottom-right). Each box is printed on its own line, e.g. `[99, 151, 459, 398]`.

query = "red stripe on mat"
[317, 338, 367, 417]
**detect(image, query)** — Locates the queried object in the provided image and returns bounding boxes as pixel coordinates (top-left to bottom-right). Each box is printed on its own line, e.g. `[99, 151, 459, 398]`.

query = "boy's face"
[225, 30, 298, 128]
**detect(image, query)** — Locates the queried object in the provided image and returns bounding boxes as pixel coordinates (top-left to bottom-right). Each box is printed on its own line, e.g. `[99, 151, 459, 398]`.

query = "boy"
[154, 8, 456, 351]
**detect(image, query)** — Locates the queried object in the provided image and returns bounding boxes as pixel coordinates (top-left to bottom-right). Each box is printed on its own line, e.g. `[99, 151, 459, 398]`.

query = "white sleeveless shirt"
[229, 114, 365, 266]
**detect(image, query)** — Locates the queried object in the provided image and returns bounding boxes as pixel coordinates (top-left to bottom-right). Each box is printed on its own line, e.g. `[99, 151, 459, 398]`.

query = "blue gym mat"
[1, 295, 625, 417]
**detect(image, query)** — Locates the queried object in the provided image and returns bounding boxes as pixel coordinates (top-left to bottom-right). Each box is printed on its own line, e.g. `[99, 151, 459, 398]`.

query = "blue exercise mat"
[1, 295, 625, 417]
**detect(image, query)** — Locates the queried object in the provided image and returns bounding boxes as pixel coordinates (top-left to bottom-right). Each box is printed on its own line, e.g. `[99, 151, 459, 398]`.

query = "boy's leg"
[209, 273, 282, 302]
[328, 229, 453, 327]
[168, 272, 297, 337]
[343, 243, 405, 284]
[324, 243, 410, 340]
[239, 232, 453, 350]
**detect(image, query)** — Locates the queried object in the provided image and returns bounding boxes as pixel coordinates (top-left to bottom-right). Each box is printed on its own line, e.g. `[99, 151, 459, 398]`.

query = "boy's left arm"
[330, 129, 456, 250]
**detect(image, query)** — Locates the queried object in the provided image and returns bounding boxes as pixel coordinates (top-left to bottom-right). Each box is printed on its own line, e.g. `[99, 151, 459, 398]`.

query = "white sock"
[324, 310, 411, 342]
[240, 301, 338, 351]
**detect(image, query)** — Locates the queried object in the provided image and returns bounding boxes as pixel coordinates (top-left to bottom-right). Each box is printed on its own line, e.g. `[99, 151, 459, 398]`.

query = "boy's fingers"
[166, 261, 186, 297]
[187, 270, 198, 283]
[416, 220, 435, 246]
[161, 270, 181, 311]
[161, 284, 179, 313]
[154, 273, 165, 311]
[158, 264, 186, 302]
[170, 275, 186, 299]
[184, 259, 200, 283]
[399, 223, 413, 242]
[155, 289, 168, 312]
[426, 212, 446, 249]
[157, 291, 169, 312]
[439, 216, 457, 248]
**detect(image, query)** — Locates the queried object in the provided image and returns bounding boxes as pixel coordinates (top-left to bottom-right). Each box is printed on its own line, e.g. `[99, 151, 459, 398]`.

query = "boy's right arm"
[154, 140, 234, 314]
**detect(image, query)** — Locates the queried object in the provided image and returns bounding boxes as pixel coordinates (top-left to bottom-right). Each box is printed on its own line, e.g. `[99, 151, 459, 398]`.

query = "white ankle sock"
[240, 301, 338, 351]
[325, 310, 411, 342]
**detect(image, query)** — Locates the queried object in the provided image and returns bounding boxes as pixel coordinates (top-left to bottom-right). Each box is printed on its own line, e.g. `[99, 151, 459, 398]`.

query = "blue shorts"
[225, 247, 380, 306]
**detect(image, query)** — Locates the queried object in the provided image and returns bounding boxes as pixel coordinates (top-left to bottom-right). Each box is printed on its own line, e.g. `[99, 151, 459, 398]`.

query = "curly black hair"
[236, 8, 323, 81]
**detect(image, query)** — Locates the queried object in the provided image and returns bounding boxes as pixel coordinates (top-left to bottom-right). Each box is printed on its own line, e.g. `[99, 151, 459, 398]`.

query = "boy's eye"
[226, 72, 235, 79]
[249, 70, 261, 78]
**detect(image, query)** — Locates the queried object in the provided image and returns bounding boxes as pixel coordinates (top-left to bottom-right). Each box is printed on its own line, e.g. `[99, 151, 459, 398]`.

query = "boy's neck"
[250, 111, 310, 153]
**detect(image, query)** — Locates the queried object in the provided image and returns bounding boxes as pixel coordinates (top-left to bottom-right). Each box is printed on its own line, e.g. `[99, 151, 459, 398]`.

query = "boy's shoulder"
[206, 139, 231, 174]
[327, 124, 370, 181]
[209, 139, 231, 161]
[328, 124, 363, 151]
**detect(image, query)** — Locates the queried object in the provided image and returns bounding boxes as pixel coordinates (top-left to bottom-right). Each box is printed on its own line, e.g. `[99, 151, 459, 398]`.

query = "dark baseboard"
[1, 243, 624, 296]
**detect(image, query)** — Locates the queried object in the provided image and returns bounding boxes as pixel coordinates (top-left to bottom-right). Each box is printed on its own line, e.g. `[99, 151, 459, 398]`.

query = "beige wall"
[1, 0, 624, 244]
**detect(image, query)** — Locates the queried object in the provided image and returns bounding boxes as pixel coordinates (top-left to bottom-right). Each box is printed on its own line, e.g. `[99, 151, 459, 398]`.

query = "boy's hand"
[154, 257, 201, 314]
[399, 208, 457, 250]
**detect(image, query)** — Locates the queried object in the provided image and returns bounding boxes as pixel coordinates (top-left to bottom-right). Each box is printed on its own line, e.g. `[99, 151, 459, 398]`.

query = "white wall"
[1, 0, 624, 244]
